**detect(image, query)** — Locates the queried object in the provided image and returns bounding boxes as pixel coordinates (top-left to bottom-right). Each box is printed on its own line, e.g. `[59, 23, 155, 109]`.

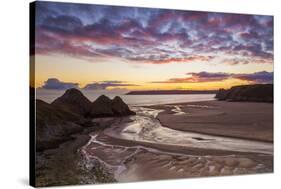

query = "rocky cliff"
[87, 95, 136, 117]
[52, 88, 92, 116]
[36, 99, 83, 151]
[215, 84, 273, 102]
[36, 89, 135, 151]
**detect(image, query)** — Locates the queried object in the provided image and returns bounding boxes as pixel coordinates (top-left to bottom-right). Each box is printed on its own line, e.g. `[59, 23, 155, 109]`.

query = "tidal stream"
[80, 106, 273, 182]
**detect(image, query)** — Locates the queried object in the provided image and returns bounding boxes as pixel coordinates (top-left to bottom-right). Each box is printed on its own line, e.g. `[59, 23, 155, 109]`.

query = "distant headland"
[126, 90, 217, 95]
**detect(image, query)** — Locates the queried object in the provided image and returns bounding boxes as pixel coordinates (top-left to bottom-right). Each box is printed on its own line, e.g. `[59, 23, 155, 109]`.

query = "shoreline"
[82, 111, 273, 182]
[151, 100, 273, 143]
[97, 130, 272, 156]
[148, 99, 272, 106]
[156, 117, 273, 144]
[148, 100, 273, 143]
[35, 126, 116, 187]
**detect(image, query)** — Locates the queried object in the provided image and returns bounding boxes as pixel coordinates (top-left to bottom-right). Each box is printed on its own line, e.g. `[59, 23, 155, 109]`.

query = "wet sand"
[153, 101, 273, 142]
[80, 101, 273, 183]
[81, 130, 272, 182]
[35, 127, 116, 187]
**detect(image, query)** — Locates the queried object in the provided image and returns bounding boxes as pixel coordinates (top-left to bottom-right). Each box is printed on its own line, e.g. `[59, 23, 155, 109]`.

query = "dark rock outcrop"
[36, 89, 135, 151]
[88, 95, 136, 117]
[87, 95, 114, 117]
[215, 84, 273, 102]
[215, 88, 229, 101]
[36, 99, 83, 151]
[52, 88, 92, 116]
[111, 96, 136, 116]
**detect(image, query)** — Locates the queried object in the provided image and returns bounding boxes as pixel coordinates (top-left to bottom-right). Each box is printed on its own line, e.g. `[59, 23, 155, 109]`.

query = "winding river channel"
[80, 106, 273, 182]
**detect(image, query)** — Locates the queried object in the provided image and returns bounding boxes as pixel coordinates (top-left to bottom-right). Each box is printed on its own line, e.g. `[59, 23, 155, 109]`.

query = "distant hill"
[126, 90, 217, 95]
[215, 84, 273, 102]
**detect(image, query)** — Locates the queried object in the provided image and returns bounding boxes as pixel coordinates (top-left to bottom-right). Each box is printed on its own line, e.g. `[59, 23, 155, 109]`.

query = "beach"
[153, 101, 273, 142]
[34, 97, 273, 186]
[79, 100, 273, 182]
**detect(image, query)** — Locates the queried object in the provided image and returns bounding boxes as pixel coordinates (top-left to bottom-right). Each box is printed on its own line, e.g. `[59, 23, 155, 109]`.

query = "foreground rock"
[36, 99, 83, 151]
[35, 127, 116, 187]
[88, 95, 136, 117]
[215, 84, 273, 102]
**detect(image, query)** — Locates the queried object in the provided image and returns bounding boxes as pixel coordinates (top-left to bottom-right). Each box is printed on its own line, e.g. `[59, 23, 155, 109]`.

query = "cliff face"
[215, 84, 273, 102]
[36, 89, 135, 151]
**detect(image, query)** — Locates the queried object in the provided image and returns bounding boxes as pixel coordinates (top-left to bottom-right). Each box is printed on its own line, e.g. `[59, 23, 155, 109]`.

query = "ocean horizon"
[36, 89, 216, 106]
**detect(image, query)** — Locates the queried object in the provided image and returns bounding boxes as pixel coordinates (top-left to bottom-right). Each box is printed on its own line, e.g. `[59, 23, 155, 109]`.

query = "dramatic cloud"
[39, 79, 139, 90]
[152, 71, 273, 84]
[233, 71, 273, 83]
[83, 81, 139, 90]
[40, 78, 79, 90]
[35, 2, 273, 65]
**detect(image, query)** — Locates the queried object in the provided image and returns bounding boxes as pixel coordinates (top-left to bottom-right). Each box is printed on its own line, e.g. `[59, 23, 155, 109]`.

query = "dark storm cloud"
[35, 1, 273, 65]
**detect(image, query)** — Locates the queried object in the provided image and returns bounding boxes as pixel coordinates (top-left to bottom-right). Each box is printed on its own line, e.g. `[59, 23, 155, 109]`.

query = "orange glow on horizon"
[34, 54, 272, 91]
[35, 78, 251, 91]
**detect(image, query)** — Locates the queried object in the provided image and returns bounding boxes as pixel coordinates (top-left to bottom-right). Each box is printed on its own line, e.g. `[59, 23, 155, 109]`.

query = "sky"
[33, 1, 273, 91]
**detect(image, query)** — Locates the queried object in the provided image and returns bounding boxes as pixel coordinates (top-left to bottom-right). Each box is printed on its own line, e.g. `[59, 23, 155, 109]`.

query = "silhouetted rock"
[36, 89, 135, 151]
[88, 95, 114, 117]
[36, 99, 83, 151]
[88, 95, 136, 117]
[215, 84, 273, 102]
[215, 89, 229, 101]
[112, 96, 136, 116]
[52, 88, 92, 116]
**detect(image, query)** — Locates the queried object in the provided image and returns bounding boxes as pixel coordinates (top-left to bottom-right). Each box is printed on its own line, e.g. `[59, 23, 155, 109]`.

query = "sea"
[36, 89, 216, 106]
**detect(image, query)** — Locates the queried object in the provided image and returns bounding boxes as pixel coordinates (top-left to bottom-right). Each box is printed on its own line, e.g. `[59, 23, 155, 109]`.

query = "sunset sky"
[34, 1, 273, 91]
